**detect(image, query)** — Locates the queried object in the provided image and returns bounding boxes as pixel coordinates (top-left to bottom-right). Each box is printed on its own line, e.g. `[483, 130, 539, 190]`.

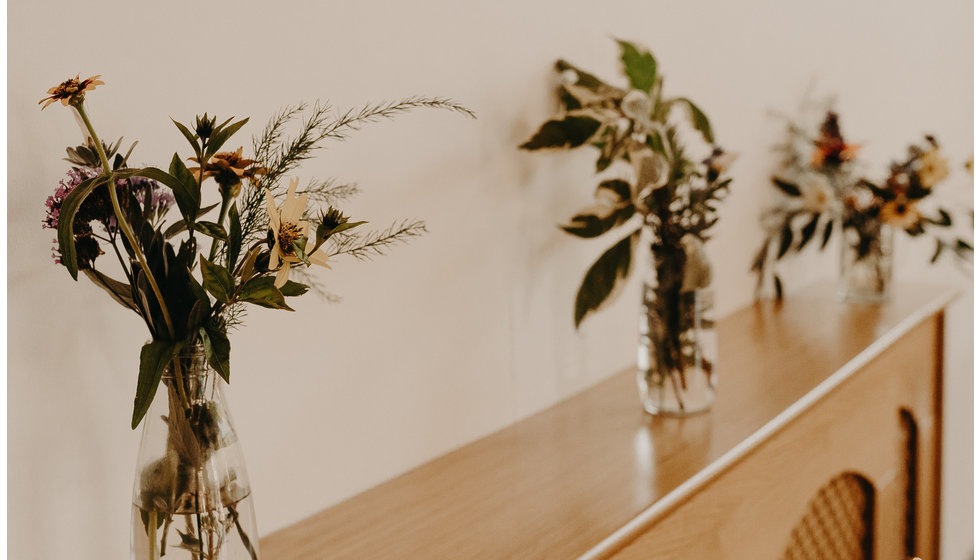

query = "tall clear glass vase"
[637, 231, 717, 416]
[838, 222, 893, 303]
[131, 345, 259, 560]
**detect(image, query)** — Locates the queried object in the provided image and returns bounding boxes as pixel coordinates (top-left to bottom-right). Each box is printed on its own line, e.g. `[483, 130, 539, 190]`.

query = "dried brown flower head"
[812, 112, 859, 168]
[39, 74, 104, 110]
[189, 147, 266, 197]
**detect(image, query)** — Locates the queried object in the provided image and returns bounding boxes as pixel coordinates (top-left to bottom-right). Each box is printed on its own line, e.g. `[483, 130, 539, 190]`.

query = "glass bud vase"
[838, 222, 893, 303]
[637, 233, 717, 416]
[131, 345, 259, 560]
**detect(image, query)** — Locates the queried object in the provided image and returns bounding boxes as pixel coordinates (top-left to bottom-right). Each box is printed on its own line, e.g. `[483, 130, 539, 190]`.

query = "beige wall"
[8, 0, 972, 557]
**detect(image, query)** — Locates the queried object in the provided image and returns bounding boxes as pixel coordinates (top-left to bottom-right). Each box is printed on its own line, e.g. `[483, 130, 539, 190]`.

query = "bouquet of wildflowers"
[752, 109, 972, 299]
[40, 74, 472, 559]
[41, 74, 472, 426]
[519, 40, 734, 326]
[520, 40, 733, 414]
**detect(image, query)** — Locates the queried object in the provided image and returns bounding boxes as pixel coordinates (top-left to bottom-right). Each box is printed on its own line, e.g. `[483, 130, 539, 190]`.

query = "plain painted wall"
[8, 0, 973, 557]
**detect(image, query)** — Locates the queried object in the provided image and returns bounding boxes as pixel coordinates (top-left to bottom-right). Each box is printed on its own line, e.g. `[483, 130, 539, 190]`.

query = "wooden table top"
[260, 283, 956, 559]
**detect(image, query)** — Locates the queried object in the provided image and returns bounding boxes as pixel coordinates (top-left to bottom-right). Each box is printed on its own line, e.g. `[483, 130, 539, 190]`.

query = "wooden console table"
[261, 283, 953, 559]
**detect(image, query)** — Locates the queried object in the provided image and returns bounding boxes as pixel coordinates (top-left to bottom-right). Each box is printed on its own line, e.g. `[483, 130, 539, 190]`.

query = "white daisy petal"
[309, 250, 330, 268]
[268, 246, 281, 270]
[265, 189, 280, 231]
[274, 263, 291, 288]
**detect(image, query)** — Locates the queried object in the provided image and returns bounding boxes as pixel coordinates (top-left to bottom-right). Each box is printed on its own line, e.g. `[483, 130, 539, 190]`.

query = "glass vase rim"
[158, 342, 213, 380]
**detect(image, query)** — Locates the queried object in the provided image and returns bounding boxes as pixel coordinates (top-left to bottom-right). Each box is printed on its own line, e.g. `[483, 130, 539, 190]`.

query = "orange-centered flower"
[880, 197, 921, 230]
[39, 74, 104, 110]
[266, 178, 329, 287]
[189, 147, 266, 197]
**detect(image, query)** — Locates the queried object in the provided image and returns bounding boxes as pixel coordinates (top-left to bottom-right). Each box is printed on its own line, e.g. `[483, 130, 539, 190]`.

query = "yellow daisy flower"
[880, 198, 921, 230]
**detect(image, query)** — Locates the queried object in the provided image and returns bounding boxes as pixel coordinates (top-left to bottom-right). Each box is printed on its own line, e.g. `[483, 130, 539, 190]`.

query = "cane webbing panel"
[781, 473, 875, 560]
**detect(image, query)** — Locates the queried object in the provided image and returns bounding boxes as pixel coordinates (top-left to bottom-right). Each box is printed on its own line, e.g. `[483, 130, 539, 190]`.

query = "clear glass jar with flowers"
[520, 40, 735, 415]
[40, 75, 473, 559]
[752, 106, 971, 302]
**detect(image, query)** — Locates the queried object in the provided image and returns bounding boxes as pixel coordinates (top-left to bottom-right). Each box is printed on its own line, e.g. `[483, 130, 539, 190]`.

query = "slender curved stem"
[74, 103, 177, 340]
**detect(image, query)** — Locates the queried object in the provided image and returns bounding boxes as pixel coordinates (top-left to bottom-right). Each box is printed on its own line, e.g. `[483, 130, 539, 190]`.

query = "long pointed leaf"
[520, 116, 601, 150]
[204, 118, 249, 161]
[132, 341, 181, 429]
[56, 175, 107, 279]
[136, 165, 200, 222]
[574, 228, 640, 327]
[83, 269, 137, 311]
[617, 40, 657, 93]
[673, 97, 714, 144]
[171, 119, 200, 153]
[200, 256, 235, 303]
[201, 324, 231, 383]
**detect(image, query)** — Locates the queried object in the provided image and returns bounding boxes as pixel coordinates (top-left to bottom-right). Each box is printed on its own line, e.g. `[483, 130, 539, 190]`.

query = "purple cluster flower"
[42, 167, 100, 230]
[43, 167, 172, 266]
[130, 175, 175, 214]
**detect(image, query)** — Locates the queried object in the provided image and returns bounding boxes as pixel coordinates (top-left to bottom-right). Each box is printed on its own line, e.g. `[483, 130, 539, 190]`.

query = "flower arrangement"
[752, 107, 972, 300]
[41, 74, 473, 559]
[520, 40, 734, 414]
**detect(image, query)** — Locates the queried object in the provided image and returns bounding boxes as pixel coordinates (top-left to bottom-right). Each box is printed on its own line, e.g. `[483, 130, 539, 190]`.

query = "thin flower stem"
[74, 103, 177, 340]
[207, 194, 231, 263]
[147, 511, 159, 560]
[171, 357, 191, 417]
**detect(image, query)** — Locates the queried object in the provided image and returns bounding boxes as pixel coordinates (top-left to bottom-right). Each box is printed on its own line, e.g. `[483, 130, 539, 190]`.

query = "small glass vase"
[637, 237, 717, 416]
[838, 222, 893, 303]
[131, 345, 259, 560]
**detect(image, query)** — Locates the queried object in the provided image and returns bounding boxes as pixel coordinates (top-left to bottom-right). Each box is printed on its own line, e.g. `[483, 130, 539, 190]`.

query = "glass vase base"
[636, 369, 715, 417]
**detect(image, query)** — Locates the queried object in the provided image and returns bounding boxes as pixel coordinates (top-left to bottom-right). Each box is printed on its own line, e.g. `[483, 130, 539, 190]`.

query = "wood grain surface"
[260, 283, 955, 559]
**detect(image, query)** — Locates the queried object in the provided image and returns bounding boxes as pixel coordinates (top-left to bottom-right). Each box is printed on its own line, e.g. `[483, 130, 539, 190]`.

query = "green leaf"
[555, 59, 606, 91]
[227, 202, 243, 272]
[292, 239, 310, 265]
[279, 280, 310, 297]
[138, 164, 200, 222]
[519, 116, 602, 150]
[777, 225, 793, 259]
[163, 203, 220, 238]
[820, 219, 835, 249]
[596, 179, 632, 203]
[132, 341, 181, 429]
[239, 276, 293, 310]
[931, 209, 953, 227]
[203, 117, 249, 162]
[646, 130, 666, 154]
[673, 98, 714, 144]
[200, 256, 235, 303]
[193, 221, 229, 241]
[574, 228, 640, 327]
[772, 177, 802, 197]
[171, 119, 200, 153]
[200, 324, 231, 383]
[328, 220, 368, 237]
[930, 239, 944, 263]
[617, 40, 657, 93]
[82, 269, 137, 311]
[56, 175, 107, 279]
[168, 155, 201, 220]
[561, 204, 635, 239]
[798, 214, 820, 250]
